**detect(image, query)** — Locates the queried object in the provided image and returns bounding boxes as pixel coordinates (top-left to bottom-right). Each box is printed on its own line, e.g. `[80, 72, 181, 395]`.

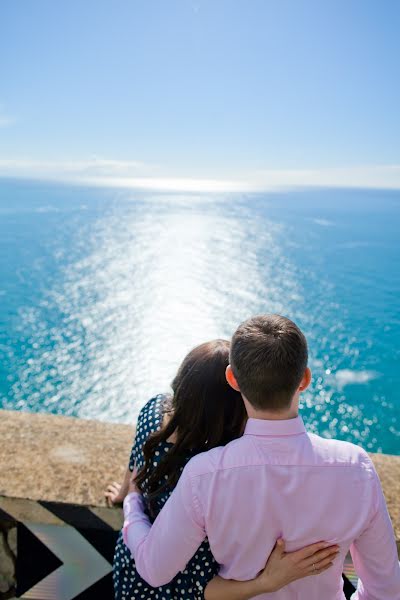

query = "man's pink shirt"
[123, 416, 400, 599]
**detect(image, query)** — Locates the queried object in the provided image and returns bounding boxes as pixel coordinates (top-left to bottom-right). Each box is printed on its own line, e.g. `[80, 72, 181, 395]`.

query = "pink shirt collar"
[244, 416, 306, 437]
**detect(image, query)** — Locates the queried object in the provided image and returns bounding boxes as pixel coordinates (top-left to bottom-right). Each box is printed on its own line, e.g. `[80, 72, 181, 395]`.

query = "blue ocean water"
[0, 178, 399, 454]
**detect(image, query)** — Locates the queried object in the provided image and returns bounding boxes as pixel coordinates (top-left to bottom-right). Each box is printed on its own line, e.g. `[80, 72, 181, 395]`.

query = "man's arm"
[123, 463, 206, 587]
[351, 465, 400, 599]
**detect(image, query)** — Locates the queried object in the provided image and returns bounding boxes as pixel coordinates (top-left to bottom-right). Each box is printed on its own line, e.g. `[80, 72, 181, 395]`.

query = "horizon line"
[1, 159, 400, 193]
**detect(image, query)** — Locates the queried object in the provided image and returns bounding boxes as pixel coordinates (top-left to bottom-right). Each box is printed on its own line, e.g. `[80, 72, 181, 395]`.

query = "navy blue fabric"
[113, 394, 218, 600]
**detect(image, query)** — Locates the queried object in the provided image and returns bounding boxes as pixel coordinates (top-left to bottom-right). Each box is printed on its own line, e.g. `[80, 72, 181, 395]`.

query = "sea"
[0, 178, 399, 455]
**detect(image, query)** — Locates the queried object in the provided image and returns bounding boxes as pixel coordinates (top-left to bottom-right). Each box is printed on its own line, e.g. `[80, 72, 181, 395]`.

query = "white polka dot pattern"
[113, 395, 218, 599]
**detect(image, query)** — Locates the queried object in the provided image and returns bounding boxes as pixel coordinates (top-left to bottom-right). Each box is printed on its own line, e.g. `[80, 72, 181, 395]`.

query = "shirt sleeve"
[122, 463, 206, 587]
[351, 463, 400, 599]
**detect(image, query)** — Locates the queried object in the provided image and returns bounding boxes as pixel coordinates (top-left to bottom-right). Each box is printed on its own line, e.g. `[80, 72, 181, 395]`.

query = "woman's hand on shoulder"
[255, 538, 340, 593]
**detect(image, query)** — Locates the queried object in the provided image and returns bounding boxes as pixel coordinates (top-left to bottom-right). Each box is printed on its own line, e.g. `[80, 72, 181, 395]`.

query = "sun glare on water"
[12, 194, 295, 423]
[6, 188, 398, 453]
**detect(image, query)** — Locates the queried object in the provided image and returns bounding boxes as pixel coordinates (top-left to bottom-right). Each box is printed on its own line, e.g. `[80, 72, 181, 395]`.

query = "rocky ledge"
[0, 409, 399, 599]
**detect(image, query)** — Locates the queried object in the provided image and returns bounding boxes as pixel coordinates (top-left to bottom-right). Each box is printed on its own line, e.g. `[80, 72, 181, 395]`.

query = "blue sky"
[1, 0, 400, 190]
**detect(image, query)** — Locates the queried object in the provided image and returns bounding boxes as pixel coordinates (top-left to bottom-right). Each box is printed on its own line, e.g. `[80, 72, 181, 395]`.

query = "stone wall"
[0, 409, 399, 599]
[0, 410, 133, 600]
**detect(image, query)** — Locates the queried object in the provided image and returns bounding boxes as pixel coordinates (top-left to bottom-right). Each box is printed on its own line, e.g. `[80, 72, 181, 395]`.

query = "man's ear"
[299, 367, 312, 392]
[226, 365, 241, 392]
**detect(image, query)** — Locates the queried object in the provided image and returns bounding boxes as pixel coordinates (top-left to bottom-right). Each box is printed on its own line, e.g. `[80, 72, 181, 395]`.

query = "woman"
[106, 340, 337, 600]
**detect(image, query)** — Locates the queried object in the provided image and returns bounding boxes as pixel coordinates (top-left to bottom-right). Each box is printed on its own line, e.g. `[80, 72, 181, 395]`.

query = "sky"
[1, 0, 400, 191]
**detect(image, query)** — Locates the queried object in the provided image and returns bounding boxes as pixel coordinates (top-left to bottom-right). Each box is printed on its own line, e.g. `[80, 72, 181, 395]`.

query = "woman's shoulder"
[135, 393, 172, 434]
[138, 393, 171, 418]
[130, 394, 172, 471]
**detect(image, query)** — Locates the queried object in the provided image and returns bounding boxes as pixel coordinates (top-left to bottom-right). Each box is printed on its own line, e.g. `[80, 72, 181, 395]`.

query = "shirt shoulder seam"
[188, 460, 371, 479]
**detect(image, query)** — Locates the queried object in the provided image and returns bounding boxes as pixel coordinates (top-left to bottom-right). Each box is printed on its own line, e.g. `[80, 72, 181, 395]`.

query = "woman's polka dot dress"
[113, 394, 219, 600]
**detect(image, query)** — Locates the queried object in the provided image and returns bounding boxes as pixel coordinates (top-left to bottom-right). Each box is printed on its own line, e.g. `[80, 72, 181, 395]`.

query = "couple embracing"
[107, 314, 400, 599]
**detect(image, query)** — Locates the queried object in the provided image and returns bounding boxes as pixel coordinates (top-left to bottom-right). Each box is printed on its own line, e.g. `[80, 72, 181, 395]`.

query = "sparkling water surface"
[1, 179, 399, 454]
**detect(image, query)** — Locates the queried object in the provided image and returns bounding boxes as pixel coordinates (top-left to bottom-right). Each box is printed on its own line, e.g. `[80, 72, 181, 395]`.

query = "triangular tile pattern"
[16, 523, 63, 597]
[40, 501, 118, 564]
[16, 522, 113, 600]
[72, 574, 114, 600]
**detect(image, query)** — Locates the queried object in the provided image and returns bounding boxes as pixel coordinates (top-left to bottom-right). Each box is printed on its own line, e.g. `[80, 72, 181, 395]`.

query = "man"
[123, 314, 400, 598]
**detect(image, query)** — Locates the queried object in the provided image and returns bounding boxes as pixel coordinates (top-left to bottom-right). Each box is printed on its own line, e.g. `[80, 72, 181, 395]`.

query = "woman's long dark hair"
[135, 339, 246, 516]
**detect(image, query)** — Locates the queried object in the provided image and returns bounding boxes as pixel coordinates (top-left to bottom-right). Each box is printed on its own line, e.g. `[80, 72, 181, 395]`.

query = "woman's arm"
[204, 577, 267, 600]
[105, 396, 157, 506]
[105, 466, 132, 506]
[204, 539, 339, 600]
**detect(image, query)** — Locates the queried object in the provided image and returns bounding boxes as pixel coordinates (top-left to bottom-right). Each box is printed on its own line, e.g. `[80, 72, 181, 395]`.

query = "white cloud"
[0, 115, 15, 127]
[0, 104, 15, 127]
[312, 218, 335, 227]
[0, 157, 146, 174]
[1, 158, 400, 192]
[0, 117, 13, 127]
[250, 165, 400, 191]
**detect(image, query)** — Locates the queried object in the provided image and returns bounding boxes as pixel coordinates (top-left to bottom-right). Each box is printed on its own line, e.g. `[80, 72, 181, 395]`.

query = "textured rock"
[0, 529, 15, 593]
[370, 452, 400, 550]
[7, 527, 17, 556]
[0, 409, 134, 507]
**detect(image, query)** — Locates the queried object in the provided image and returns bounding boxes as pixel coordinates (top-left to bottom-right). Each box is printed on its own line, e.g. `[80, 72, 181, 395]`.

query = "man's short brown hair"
[230, 314, 308, 411]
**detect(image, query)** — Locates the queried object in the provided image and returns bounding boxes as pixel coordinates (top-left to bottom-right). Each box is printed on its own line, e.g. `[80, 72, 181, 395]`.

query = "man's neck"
[243, 397, 299, 421]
